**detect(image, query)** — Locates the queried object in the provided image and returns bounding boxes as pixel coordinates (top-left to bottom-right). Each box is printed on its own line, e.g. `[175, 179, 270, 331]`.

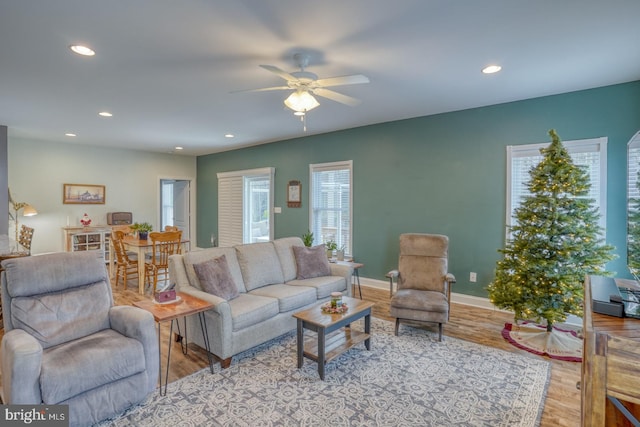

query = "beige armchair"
[387, 233, 456, 341]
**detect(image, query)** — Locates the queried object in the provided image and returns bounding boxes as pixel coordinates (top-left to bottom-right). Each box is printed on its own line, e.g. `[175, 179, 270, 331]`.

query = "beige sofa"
[168, 237, 352, 367]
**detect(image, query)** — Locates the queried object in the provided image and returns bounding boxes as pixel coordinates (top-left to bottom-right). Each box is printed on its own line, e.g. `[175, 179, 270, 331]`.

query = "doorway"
[160, 179, 190, 241]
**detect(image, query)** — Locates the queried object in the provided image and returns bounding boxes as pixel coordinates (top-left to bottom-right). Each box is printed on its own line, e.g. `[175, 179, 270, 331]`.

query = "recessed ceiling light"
[175, 146, 183, 150]
[98, 111, 113, 117]
[70, 45, 95, 56]
[482, 65, 502, 74]
[225, 134, 234, 138]
[65, 133, 77, 137]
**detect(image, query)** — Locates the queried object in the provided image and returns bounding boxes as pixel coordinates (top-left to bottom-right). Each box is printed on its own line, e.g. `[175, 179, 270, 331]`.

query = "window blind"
[506, 137, 607, 233]
[217, 175, 243, 247]
[310, 160, 353, 255]
[628, 133, 640, 200]
[217, 167, 274, 247]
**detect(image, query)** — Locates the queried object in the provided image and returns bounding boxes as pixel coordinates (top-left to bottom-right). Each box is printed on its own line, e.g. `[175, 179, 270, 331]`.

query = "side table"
[334, 260, 364, 299]
[133, 292, 215, 395]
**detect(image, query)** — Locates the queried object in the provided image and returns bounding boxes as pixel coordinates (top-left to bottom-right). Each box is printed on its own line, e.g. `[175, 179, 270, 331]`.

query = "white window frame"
[506, 137, 607, 238]
[309, 160, 353, 256]
[217, 167, 274, 247]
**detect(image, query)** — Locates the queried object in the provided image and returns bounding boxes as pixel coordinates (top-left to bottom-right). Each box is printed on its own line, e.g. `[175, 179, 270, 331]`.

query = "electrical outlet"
[469, 272, 477, 283]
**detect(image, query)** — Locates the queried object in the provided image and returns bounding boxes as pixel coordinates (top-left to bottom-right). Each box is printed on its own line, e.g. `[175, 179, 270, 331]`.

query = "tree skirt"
[502, 322, 582, 362]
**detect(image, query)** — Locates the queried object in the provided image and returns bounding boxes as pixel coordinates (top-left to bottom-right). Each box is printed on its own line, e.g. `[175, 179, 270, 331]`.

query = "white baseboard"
[359, 276, 507, 312]
[358, 276, 582, 326]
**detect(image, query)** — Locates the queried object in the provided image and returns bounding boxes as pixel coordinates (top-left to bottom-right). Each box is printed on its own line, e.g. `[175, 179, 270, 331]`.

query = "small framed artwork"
[63, 184, 106, 204]
[287, 180, 302, 208]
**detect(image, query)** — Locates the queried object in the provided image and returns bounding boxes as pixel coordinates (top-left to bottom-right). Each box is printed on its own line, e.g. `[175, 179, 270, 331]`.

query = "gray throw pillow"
[293, 245, 332, 279]
[193, 255, 239, 300]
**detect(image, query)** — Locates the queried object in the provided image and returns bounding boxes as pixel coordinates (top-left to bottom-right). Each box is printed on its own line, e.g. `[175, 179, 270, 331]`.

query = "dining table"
[108, 234, 190, 295]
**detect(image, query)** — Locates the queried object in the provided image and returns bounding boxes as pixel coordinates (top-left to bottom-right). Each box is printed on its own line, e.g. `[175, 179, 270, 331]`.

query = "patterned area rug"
[99, 318, 550, 427]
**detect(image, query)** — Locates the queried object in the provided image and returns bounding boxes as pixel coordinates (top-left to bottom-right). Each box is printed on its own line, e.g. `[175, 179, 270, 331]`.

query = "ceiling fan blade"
[231, 86, 290, 94]
[259, 65, 298, 82]
[315, 74, 369, 88]
[313, 88, 361, 106]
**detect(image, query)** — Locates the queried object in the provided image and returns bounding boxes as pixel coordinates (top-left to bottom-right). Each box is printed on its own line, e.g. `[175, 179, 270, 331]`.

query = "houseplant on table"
[325, 240, 338, 259]
[131, 222, 153, 240]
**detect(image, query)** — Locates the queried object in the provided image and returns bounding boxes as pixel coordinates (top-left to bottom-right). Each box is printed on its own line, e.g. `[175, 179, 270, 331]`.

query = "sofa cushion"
[10, 281, 112, 349]
[273, 237, 305, 282]
[193, 255, 239, 300]
[286, 276, 347, 299]
[292, 245, 331, 279]
[228, 294, 280, 331]
[248, 284, 317, 313]
[40, 329, 145, 404]
[184, 247, 247, 293]
[235, 242, 284, 291]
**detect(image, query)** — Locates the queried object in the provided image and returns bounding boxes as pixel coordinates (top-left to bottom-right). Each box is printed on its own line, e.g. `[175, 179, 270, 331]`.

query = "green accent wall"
[197, 81, 640, 298]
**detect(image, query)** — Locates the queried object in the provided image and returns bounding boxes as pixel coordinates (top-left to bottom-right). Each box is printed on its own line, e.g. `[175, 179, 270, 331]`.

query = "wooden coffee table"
[293, 296, 375, 380]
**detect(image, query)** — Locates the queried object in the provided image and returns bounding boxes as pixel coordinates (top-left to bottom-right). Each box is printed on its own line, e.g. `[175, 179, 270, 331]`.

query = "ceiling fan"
[237, 53, 370, 115]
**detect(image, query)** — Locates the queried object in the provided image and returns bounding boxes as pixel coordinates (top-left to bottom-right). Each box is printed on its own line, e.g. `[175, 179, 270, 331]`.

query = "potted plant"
[325, 240, 338, 259]
[131, 222, 153, 240]
[302, 230, 314, 247]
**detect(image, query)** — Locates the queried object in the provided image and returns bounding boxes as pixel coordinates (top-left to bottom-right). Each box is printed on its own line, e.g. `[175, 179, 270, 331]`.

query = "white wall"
[8, 138, 197, 254]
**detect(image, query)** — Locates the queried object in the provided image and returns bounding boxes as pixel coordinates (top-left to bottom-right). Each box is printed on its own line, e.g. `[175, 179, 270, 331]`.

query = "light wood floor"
[110, 282, 581, 427]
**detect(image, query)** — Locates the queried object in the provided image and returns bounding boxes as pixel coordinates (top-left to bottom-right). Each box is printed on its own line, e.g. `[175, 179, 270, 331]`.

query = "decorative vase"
[138, 231, 148, 240]
[336, 250, 345, 261]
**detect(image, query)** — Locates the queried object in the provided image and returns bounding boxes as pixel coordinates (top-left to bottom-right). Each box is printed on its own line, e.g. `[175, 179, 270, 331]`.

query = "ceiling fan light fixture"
[482, 64, 502, 74]
[69, 45, 95, 56]
[284, 91, 319, 113]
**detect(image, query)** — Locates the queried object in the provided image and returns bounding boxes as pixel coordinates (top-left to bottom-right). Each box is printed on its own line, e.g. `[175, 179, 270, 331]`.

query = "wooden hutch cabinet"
[62, 226, 112, 263]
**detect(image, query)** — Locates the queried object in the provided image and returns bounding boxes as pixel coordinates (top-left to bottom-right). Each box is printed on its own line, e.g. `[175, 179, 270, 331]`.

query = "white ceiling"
[1, 1, 640, 156]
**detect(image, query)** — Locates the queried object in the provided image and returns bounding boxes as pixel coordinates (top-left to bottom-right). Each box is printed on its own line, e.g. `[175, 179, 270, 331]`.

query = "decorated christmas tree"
[488, 129, 616, 332]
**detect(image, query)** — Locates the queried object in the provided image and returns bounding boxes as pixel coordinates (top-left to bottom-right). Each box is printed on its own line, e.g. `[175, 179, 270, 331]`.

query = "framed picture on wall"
[287, 180, 301, 208]
[63, 183, 106, 204]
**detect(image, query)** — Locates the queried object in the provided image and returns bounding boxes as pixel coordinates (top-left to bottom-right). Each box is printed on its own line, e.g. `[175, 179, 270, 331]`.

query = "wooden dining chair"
[164, 225, 179, 232]
[144, 230, 182, 293]
[111, 230, 139, 289]
[111, 224, 134, 236]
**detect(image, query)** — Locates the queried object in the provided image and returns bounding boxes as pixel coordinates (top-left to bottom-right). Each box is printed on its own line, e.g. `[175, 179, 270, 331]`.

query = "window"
[310, 160, 352, 255]
[506, 137, 607, 234]
[217, 167, 274, 247]
[628, 133, 640, 201]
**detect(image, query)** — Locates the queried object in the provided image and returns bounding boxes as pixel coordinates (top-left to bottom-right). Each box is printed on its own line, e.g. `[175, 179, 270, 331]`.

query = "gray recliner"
[1, 251, 159, 427]
[387, 233, 456, 341]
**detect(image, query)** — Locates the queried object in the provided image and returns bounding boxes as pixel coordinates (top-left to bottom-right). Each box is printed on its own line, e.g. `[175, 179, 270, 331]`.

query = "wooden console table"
[582, 276, 640, 426]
